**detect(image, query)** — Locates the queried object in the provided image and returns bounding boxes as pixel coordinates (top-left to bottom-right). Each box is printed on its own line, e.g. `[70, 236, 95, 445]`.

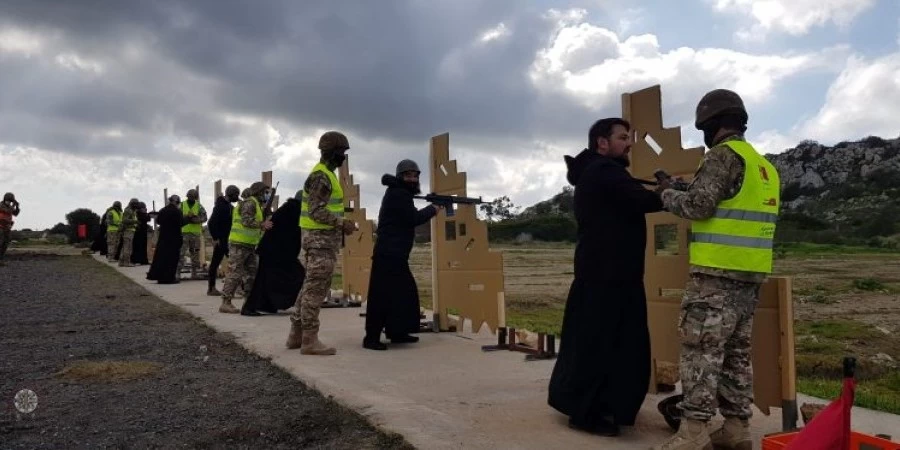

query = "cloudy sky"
[1, 0, 898, 230]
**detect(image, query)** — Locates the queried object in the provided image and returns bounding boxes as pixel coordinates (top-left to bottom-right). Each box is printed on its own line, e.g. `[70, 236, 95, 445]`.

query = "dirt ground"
[0, 252, 412, 450]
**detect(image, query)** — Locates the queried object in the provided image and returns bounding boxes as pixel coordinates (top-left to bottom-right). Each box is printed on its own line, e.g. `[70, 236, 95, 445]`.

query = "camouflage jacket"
[120, 207, 138, 232]
[239, 198, 264, 229]
[301, 171, 342, 251]
[661, 134, 766, 284]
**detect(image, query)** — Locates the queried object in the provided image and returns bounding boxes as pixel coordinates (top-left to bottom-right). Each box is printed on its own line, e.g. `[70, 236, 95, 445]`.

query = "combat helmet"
[318, 131, 350, 152]
[695, 89, 747, 129]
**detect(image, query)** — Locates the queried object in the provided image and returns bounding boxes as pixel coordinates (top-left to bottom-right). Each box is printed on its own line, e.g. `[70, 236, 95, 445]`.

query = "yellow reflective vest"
[299, 163, 344, 230]
[107, 209, 121, 233]
[689, 140, 780, 273]
[181, 201, 202, 235]
[228, 197, 263, 245]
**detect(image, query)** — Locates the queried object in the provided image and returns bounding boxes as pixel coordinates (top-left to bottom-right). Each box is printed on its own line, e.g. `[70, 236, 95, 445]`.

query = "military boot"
[651, 419, 712, 450]
[219, 298, 239, 314]
[285, 321, 303, 349]
[710, 417, 751, 450]
[299, 328, 336, 356]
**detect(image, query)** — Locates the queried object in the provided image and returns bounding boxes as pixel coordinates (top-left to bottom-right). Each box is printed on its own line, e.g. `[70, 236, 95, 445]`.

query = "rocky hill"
[768, 136, 900, 246]
[502, 135, 900, 246]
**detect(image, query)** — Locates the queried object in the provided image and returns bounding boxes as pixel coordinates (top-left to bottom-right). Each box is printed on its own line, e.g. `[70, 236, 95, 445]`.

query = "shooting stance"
[220, 182, 272, 314]
[0, 192, 21, 265]
[178, 189, 208, 279]
[285, 131, 357, 355]
[548, 118, 664, 436]
[362, 159, 440, 351]
[651, 89, 780, 450]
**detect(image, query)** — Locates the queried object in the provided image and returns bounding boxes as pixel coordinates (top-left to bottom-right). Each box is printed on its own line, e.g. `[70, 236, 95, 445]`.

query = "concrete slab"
[92, 254, 900, 449]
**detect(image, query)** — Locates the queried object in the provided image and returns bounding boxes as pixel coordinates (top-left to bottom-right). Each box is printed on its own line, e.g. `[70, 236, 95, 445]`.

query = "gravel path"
[0, 252, 413, 449]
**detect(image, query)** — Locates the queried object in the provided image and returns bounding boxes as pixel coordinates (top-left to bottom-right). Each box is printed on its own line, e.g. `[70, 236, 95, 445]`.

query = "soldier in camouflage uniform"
[219, 181, 272, 313]
[177, 189, 208, 279]
[652, 89, 780, 450]
[285, 131, 357, 355]
[0, 192, 21, 265]
[118, 198, 140, 267]
[105, 201, 123, 262]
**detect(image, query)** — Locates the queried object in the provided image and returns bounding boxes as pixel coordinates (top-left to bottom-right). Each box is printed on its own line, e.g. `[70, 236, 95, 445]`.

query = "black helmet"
[224, 185, 240, 198]
[3, 192, 14, 202]
[396, 159, 420, 176]
[695, 89, 747, 129]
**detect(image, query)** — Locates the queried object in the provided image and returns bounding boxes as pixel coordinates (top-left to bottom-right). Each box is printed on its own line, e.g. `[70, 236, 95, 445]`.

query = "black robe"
[146, 204, 183, 284]
[548, 149, 664, 428]
[364, 175, 437, 338]
[90, 214, 108, 255]
[131, 211, 150, 265]
[243, 199, 305, 313]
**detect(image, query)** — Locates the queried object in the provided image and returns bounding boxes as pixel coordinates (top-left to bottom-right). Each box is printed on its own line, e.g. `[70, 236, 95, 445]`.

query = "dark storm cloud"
[0, 0, 598, 160]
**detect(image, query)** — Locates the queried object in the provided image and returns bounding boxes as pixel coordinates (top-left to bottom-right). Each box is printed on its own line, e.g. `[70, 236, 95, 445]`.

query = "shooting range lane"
[89, 254, 893, 450]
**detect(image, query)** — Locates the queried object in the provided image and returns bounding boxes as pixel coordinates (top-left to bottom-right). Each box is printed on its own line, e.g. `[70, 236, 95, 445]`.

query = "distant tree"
[479, 195, 519, 222]
[49, 222, 69, 235]
[64, 208, 101, 243]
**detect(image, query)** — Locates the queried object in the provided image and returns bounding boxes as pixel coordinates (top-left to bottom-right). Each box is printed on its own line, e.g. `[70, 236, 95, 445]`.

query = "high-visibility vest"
[107, 209, 121, 232]
[689, 140, 780, 273]
[181, 201, 202, 235]
[228, 197, 263, 245]
[122, 209, 137, 232]
[299, 163, 344, 230]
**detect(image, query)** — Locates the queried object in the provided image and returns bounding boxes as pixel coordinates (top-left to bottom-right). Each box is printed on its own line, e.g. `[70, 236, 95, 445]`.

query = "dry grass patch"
[56, 360, 164, 382]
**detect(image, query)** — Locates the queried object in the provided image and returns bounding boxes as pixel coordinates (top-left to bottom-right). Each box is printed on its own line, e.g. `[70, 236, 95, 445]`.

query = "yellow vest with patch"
[181, 201, 202, 235]
[299, 163, 344, 230]
[228, 197, 263, 245]
[689, 140, 780, 273]
[107, 209, 121, 232]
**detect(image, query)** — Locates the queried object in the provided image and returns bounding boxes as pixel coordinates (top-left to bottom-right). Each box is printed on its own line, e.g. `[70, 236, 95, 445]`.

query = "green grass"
[331, 273, 342, 289]
[505, 305, 565, 336]
[795, 319, 885, 341]
[777, 242, 900, 256]
[852, 278, 888, 291]
[798, 375, 900, 415]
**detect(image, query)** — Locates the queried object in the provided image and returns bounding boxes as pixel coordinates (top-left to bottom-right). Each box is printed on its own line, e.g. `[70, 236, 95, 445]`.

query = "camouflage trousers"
[107, 232, 120, 261]
[221, 243, 257, 301]
[678, 273, 761, 421]
[178, 233, 203, 276]
[291, 248, 337, 331]
[118, 231, 135, 266]
[0, 227, 10, 260]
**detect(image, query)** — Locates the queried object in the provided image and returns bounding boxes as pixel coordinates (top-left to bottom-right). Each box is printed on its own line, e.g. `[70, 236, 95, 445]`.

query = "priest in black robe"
[241, 195, 305, 316]
[130, 202, 150, 265]
[90, 213, 108, 255]
[362, 160, 438, 351]
[147, 195, 184, 284]
[548, 118, 665, 436]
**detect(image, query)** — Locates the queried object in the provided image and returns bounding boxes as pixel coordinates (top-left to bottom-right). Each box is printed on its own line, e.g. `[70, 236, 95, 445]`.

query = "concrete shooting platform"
[92, 254, 900, 449]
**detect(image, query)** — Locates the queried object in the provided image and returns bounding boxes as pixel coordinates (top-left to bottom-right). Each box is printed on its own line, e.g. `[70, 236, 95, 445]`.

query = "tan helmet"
[318, 131, 350, 152]
[694, 89, 747, 129]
